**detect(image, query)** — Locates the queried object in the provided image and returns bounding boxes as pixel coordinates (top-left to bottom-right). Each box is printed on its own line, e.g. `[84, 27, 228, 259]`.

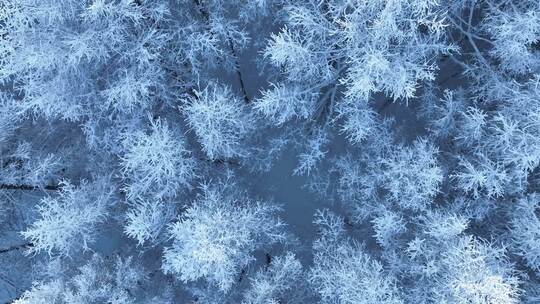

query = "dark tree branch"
[227, 37, 250, 103]
[237, 268, 246, 283]
[0, 242, 33, 254]
[192, 0, 250, 103]
[0, 184, 61, 191]
[196, 156, 239, 167]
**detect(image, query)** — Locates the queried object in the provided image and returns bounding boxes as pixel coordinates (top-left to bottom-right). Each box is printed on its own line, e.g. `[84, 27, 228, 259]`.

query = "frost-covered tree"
[242, 252, 306, 304]
[433, 236, 521, 304]
[510, 194, 540, 272]
[13, 254, 161, 304]
[259, 0, 454, 140]
[0, 141, 63, 190]
[309, 210, 404, 304]
[0, 0, 177, 120]
[3, 0, 540, 302]
[371, 210, 407, 249]
[124, 199, 176, 246]
[120, 118, 195, 200]
[22, 179, 113, 257]
[380, 139, 443, 210]
[442, 0, 540, 200]
[403, 211, 521, 304]
[162, 183, 286, 292]
[183, 82, 255, 160]
[454, 153, 509, 199]
[322, 135, 442, 223]
[12, 281, 64, 304]
[293, 129, 330, 176]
